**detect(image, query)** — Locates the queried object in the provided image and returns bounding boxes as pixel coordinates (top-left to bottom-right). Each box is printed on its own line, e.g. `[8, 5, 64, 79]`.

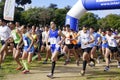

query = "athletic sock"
[83, 60, 87, 71]
[22, 60, 29, 70]
[51, 61, 56, 75]
[32, 55, 38, 61]
[90, 58, 95, 62]
[57, 53, 65, 60]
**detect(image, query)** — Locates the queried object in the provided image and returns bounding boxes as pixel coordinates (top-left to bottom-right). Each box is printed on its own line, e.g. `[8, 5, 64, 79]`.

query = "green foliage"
[98, 14, 120, 29]
[79, 12, 99, 28]
[53, 9, 68, 27]
[16, 0, 32, 6]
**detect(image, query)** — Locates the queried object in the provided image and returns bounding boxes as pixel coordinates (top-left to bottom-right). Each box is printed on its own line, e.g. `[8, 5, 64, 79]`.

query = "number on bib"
[50, 38, 57, 44]
[23, 40, 28, 46]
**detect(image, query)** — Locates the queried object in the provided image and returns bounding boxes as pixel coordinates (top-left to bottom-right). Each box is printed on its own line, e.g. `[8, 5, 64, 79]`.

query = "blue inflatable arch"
[65, 0, 120, 31]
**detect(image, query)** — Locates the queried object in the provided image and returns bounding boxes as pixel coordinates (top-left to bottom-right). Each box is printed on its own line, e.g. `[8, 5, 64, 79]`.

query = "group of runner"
[0, 19, 120, 79]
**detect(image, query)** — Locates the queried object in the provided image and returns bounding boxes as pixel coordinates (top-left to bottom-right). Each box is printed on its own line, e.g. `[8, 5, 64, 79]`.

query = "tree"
[48, 3, 58, 9]
[64, 5, 71, 11]
[21, 7, 53, 25]
[98, 14, 120, 29]
[79, 12, 99, 28]
[53, 9, 68, 27]
[0, 1, 4, 18]
[16, 0, 32, 6]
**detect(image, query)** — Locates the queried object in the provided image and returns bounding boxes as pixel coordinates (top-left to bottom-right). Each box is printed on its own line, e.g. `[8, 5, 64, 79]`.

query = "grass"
[0, 51, 120, 80]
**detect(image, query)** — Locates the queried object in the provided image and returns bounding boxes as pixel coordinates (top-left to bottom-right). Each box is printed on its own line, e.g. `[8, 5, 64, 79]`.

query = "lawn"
[0, 55, 120, 80]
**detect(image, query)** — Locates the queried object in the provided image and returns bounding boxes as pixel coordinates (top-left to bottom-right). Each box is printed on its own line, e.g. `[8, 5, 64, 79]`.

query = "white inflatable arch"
[66, 0, 120, 31]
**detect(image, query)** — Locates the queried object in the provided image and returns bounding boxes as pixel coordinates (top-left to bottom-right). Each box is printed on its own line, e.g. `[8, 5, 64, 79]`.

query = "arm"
[114, 35, 120, 39]
[89, 34, 95, 43]
[46, 31, 50, 46]
[17, 30, 23, 48]
[85, 34, 95, 45]
[58, 30, 66, 45]
[27, 33, 34, 50]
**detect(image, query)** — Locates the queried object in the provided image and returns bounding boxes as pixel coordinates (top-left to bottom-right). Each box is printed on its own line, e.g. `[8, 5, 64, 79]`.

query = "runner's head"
[106, 28, 112, 36]
[15, 22, 20, 27]
[21, 25, 27, 33]
[62, 25, 66, 31]
[101, 30, 106, 36]
[89, 26, 95, 33]
[65, 24, 70, 32]
[32, 25, 36, 33]
[50, 21, 56, 29]
[82, 25, 88, 33]
[8, 22, 15, 30]
[2, 19, 7, 26]
[44, 25, 49, 31]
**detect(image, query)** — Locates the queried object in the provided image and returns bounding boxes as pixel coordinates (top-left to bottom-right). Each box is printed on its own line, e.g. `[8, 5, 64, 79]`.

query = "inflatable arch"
[65, 0, 120, 31]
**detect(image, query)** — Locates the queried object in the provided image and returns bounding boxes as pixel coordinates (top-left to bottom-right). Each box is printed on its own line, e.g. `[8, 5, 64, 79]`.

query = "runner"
[89, 27, 101, 66]
[101, 30, 108, 62]
[104, 29, 120, 71]
[47, 21, 65, 78]
[31, 25, 41, 61]
[76, 25, 94, 76]
[0, 19, 11, 68]
[20, 25, 34, 74]
[10, 22, 23, 70]
[64, 25, 79, 66]
[42, 25, 51, 64]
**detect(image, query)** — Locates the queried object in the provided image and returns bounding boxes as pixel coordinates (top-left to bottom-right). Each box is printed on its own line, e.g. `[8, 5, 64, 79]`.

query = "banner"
[82, 0, 120, 10]
[4, 0, 15, 21]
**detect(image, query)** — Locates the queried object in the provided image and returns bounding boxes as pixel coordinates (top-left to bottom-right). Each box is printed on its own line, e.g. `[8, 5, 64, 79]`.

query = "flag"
[4, 0, 15, 21]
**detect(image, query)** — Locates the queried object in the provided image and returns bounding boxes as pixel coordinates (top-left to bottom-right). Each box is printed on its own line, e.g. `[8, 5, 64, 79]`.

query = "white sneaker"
[104, 66, 110, 71]
[118, 65, 120, 68]
[97, 59, 100, 64]
[47, 73, 53, 79]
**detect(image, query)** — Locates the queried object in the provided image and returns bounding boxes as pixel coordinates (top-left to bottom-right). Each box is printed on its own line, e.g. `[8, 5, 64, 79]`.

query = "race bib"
[65, 39, 70, 44]
[23, 39, 28, 46]
[12, 33, 17, 40]
[50, 38, 57, 44]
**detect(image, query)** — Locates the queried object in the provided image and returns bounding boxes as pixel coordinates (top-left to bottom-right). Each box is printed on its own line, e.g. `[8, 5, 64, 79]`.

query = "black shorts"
[1, 40, 11, 46]
[43, 42, 46, 47]
[1, 40, 5, 45]
[66, 44, 74, 49]
[74, 44, 79, 49]
[108, 46, 118, 53]
[34, 48, 39, 53]
[82, 47, 92, 53]
[13, 43, 18, 48]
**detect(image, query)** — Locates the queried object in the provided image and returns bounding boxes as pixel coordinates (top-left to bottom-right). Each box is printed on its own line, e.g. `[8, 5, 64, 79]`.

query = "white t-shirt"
[42, 31, 49, 42]
[79, 30, 91, 49]
[0, 25, 11, 41]
[106, 34, 117, 47]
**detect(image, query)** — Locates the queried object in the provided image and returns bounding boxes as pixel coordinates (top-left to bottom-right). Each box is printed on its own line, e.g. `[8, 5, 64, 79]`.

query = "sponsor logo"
[96, 0, 117, 2]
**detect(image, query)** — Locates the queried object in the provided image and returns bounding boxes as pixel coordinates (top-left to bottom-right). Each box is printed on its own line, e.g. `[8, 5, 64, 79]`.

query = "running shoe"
[118, 62, 120, 68]
[76, 60, 80, 66]
[104, 66, 110, 71]
[22, 70, 30, 74]
[43, 60, 47, 64]
[47, 73, 53, 79]
[80, 70, 85, 76]
[64, 60, 70, 65]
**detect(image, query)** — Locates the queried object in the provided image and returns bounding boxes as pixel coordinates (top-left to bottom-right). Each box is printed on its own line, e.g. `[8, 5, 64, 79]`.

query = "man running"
[76, 25, 94, 76]
[46, 21, 65, 78]
[0, 19, 11, 68]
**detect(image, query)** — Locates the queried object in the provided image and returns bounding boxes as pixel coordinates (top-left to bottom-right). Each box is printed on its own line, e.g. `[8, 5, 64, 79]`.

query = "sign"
[4, 0, 15, 21]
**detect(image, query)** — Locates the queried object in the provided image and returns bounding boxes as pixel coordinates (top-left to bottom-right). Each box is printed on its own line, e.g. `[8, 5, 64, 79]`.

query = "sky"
[26, 0, 120, 18]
